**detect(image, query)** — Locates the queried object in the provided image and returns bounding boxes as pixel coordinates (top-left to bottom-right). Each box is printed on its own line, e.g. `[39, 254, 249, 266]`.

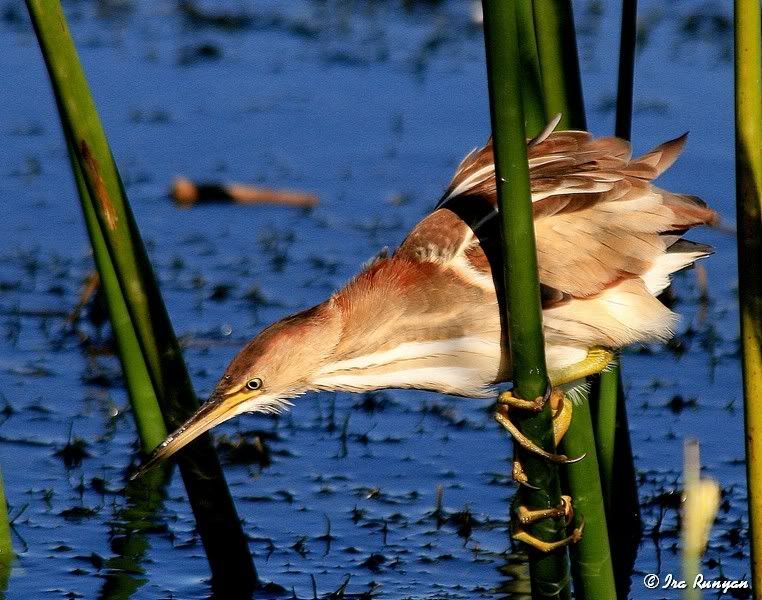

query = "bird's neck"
[308, 299, 501, 398]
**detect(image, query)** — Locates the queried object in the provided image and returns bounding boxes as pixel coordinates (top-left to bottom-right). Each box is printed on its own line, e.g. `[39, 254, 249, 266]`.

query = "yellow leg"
[549, 346, 615, 387]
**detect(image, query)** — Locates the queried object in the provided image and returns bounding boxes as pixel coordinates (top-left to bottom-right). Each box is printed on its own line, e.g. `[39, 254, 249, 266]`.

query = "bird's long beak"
[130, 388, 256, 481]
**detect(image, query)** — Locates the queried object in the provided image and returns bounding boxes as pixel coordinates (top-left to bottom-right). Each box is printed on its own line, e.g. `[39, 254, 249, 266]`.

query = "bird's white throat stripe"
[312, 337, 500, 396]
[315, 336, 500, 376]
[312, 366, 492, 397]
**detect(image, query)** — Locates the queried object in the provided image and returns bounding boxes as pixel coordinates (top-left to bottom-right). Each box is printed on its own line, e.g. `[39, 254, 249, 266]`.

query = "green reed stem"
[599, 0, 638, 502]
[527, 1, 617, 597]
[25, 1, 258, 593]
[615, 0, 638, 141]
[66, 136, 167, 451]
[0, 467, 12, 567]
[592, 364, 618, 505]
[734, 0, 762, 591]
[531, 0, 585, 130]
[516, 0, 545, 137]
[561, 402, 615, 600]
[482, 2, 571, 598]
[592, 2, 644, 592]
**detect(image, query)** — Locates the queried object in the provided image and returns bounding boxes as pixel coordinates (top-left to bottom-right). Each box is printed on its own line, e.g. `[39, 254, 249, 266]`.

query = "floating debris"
[171, 177, 318, 208]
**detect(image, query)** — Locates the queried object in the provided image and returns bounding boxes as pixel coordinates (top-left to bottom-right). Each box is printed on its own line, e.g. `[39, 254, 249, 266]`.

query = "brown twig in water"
[66, 271, 100, 327]
[171, 177, 318, 208]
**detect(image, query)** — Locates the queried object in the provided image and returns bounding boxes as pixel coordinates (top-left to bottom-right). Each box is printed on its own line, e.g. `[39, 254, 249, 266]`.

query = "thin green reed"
[596, 1, 643, 594]
[531, 0, 585, 131]
[529, 1, 617, 597]
[0, 466, 12, 588]
[25, 1, 258, 593]
[482, 1, 572, 598]
[516, 0, 545, 137]
[734, 0, 762, 591]
[66, 135, 167, 451]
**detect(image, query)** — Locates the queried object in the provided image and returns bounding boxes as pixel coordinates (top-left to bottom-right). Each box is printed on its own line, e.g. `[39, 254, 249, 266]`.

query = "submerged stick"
[172, 177, 318, 208]
[65, 271, 100, 328]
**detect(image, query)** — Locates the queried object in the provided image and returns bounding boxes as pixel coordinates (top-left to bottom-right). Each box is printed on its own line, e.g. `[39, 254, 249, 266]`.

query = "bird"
[132, 117, 716, 547]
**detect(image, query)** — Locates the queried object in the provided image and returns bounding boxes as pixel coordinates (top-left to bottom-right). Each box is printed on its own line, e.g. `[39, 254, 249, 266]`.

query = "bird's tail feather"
[641, 239, 713, 296]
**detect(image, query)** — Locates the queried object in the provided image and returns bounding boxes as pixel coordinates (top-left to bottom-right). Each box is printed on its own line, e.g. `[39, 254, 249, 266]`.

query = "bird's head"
[131, 302, 340, 479]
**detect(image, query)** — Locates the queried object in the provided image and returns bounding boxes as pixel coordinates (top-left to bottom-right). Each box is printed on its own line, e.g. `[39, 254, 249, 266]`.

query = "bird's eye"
[246, 377, 263, 391]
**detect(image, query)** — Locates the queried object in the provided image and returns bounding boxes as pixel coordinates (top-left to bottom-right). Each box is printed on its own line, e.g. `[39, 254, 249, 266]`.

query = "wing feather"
[402, 120, 715, 300]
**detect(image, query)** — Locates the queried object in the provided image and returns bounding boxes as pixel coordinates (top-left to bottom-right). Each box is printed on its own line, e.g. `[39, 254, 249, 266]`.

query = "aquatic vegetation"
[734, 0, 762, 591]
[0, 0, 752, 596]
[481, 2, 572, 597]
[24, 0, 257, 594]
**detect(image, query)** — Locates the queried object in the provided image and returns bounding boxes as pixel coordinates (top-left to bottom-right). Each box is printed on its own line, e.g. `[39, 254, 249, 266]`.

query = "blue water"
[0, 1, 747, 598]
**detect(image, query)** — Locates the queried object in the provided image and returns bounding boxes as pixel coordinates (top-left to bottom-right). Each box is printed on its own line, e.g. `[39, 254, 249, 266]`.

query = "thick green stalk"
[530, 2, 617, 597]
[601, 0, 638, 506]
[531, 0, 585, 130]
[602, 0, 629, 490]
[734, 0, 762, 591]
[25, 1, 258, 593]
[27, 0, 190, 438]
[482, 2, 571, 598]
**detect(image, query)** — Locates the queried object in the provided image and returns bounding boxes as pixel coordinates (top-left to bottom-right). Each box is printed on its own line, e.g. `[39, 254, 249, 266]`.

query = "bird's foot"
[512, 516, 584, 553]
[512, 496, 583, 552]
[516, 495, 573, 525]
[495, 387, 582, 464]
[497, 386, 558, 412]
[549, 346, 615, 387]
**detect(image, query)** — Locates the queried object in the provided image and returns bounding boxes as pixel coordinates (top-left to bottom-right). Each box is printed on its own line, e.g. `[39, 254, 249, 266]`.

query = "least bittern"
[132, 118, 716, 550]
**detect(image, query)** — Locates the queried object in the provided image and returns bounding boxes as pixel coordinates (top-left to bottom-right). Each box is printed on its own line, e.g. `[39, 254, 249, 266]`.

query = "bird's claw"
[494, 399, 583, 465]
[516, 495, 574, 525]
[497, 386, 556, 412]
[512, 522, 584, 553]
[512, 495, 583, 552]
[512, 458, 540, 489]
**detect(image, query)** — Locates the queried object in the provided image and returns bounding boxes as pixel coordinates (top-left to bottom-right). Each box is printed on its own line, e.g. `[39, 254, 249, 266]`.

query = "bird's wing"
[402, 125, 716, 298]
